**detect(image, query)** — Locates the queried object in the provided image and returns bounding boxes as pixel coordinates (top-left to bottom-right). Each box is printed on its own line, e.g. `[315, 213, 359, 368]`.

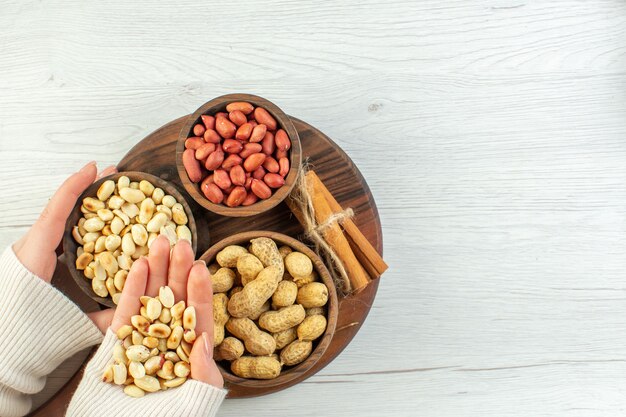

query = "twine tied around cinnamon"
[289, 166, 354, 294]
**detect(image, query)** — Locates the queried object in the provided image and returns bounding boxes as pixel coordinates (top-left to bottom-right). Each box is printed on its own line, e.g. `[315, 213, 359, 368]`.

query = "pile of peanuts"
[182, 101, 291, 207]
[103, 286, 197, 397]
[73, 176, 192, 303]
[211, 237, 329, 379]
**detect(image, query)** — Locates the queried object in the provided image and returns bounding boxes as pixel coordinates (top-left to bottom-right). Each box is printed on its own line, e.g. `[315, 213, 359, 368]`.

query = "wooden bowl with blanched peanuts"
[63, 171, 198, 308]
[199, 231, 338, 391]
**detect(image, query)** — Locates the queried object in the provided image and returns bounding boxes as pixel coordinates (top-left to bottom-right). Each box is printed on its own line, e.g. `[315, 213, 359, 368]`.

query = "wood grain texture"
[1, 0, 625, 416]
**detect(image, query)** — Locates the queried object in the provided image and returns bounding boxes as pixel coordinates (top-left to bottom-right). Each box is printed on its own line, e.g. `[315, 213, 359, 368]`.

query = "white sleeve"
[0, 246, 104, 417]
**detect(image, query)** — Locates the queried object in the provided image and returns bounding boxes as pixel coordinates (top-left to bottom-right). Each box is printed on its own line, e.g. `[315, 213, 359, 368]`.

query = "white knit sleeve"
[66, 330, 227, 417]
[0, 246, 104, 417]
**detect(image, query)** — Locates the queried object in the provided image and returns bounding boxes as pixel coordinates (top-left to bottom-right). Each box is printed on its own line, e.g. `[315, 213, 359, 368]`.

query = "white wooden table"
[1, 1, 625, 416]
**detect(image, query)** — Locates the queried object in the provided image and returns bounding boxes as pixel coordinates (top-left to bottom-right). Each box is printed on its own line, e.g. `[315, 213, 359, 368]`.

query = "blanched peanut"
[84, 217, 105, 232]
[147, 212, 168, 233]
[146, 298, 162, 321]
[124, 384, 145, 398]
[117, 175, 130, 190]
[139, 198, 155, 224]
[129, 361, 146, 379]
[97, 180, 116, 201]
[131, 224, 148, 246]
[105, 234, 121, 251]
[76, 253, 93, 270]
[134, 375, 160, 393]
[126, 345, 150, 362]
[119, 188, 146, 204]
[183, 306, 196, 330]
[116, 325, 133, 340]
[159, 286, 175, 308]
[174, 361, 190, 378]
[121, 202, 139, 219]
[171, 203, 188, 225]
[161, 195, 176, 208]
[139, 180, 155, 197]
[92, 278, 108, 297]
[113, 363, 127, 385]
[83, 197, 105, 212]
[176, 225, 192, 242]
[171, 300, 185, 320]
[167, 326, 184, 350]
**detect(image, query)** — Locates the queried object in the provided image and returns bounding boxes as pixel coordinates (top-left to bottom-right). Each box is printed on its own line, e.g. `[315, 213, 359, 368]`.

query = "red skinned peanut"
[279, 157, 290, 177]
[222, 139, 243, 154]
[182, 148, 203, 183]
[213, 169, 232, 190]
[225, 186, 247, 207]
[229, 165, 246, 186]
[185, 137, 204, 150]
[263, 156, 279, 173]
[216, 115, 236, 139]
[251, 179, 272, 199]
[240, 143, 262, 159]
[264, 173, 286, 188]
[226, 102, 254, 115]
[204, 129, 221, 144]
[249, 124, 267, 143]
[275, 129, 291, 151]
[201, 115, 215, 130]
[222, 154, 243, 170]
[254, 107, 277, 130]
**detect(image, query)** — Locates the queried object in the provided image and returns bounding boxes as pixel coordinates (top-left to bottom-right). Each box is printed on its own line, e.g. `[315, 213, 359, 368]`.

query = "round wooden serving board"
[32, 114, 382, 413]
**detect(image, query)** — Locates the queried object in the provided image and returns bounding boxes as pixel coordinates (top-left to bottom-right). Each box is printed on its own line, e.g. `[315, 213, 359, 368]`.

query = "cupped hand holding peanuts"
[110, 235, 224, 388]
[12, 161, 118, 332]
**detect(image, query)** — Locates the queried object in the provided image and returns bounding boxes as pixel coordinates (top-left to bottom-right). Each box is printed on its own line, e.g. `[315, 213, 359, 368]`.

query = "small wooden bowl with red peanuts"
[176, 94, 302, 217]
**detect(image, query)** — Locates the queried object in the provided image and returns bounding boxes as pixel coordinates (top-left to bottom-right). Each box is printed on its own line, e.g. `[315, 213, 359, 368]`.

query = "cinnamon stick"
[307, 171, 388, 278]
[306, 172, 371, 292]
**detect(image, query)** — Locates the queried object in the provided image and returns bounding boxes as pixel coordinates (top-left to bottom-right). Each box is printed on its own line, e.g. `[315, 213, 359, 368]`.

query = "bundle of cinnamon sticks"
[286, 170, 387, 293]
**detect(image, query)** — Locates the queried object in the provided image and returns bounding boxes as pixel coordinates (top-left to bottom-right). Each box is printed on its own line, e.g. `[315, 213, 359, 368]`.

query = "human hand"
[12, 161, 118, 330]
[110, 236, 224, 388]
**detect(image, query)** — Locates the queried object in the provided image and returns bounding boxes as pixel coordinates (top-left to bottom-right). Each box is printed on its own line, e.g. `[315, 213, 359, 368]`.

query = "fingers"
[145, 235, 170, 296]
[30, 161, 97, 254]
[97, 165, 118, 180]
[110, 257, 149, 331]
[167, 239, 194, 301]
[186, 261, 214, 338]
[189, 332, 224, 387]
[87, 309, 115, 334]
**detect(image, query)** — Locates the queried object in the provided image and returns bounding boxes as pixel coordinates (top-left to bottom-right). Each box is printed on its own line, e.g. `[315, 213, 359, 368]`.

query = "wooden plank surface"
[1, 1, 626, 416]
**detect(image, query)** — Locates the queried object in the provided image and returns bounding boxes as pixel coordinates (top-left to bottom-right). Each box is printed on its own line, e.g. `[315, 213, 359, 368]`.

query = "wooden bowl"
[176, 93, 302, 217]
[200, 231, 338, 390]
[63, 171, 198, 308]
